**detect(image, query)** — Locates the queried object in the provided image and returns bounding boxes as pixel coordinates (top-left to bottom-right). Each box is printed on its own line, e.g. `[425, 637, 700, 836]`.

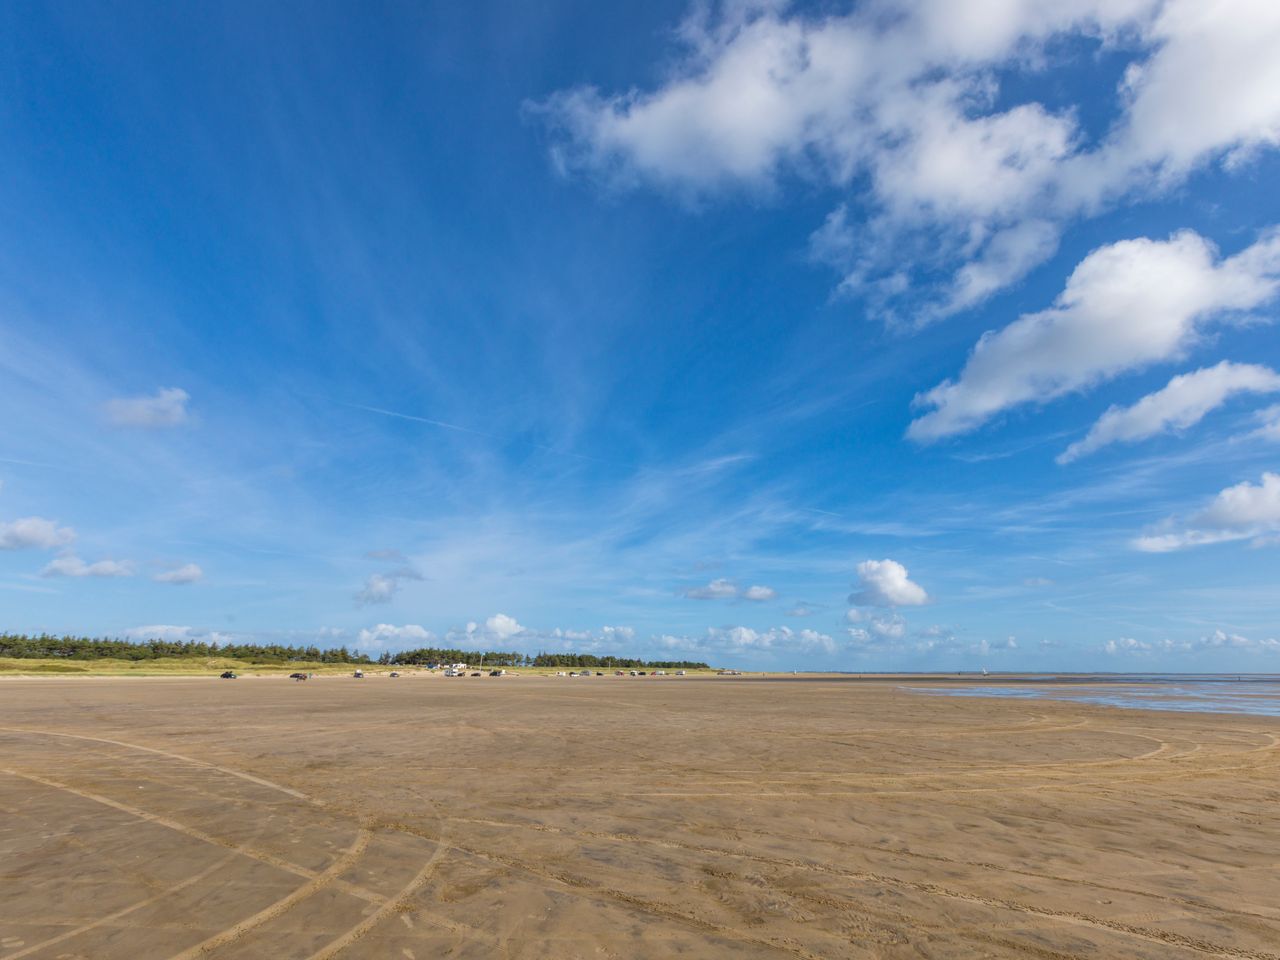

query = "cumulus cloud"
[104, 387, 191, 428]
[480, 613, 525, 640]
[1103, 631, 1278, 655]
[910, 229, 1280, 441]
[356, 574, 399, 605]
[869, 613, 907, 640]
[659, 625, 837, 655]
[41, 554, 134, 578]
[1134, 471, 1280, 551]
[1100, 640, 1152, 655]
[424, 618, 644, 654]
[535, 0, 1280, 317]
[849, 558, 929, 607]
[1059, 361, 1280, 462]
[683, 577, 739, 599]
[153, 562, 203, 585]
[357, 624, 437, 648]
[1200, 629, 1280, 653]
[355, 565, 423, 606]
[683, 578, 777, 601]
[0, 516, 75, 550]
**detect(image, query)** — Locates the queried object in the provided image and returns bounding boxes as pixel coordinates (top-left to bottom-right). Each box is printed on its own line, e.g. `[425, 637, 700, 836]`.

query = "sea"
[910, 675, 1280, 718]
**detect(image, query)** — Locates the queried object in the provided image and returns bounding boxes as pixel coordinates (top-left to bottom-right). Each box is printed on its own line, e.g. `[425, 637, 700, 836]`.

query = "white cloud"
[479, 613, 526, 640]
[868, 613, 907, 640]
[356, 573, 399, 604]
[1134, 471, 1280, 551]
[1086, 0, 1280, 189]
[1200, 629, 1280, 653]
[153, 562, 203, 584]
[683, 578, 776, 601]
[355, 565, 422, 606]
[660, 624, 837, 654]
[1104, 631, 1279, 655]
[357, 623, 437, 648]
[849, 558, 929, 607]
[1059, 361, 1280, 462]
[0, 516, 75, 550]
[684, 577, 740, 599]
[1251, 404, 1280, 441]
[104, 387, 191, 428]
[910, 229, 1280, 441]
[125, 624, 196, 642]
[41, 554, 134, 578]
[536, 0, 1280, 316]
[971, 636, 1020, 657]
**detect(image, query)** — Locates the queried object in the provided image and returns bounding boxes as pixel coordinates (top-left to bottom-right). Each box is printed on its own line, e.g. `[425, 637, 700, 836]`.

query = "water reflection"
[910, 681, 1280, 717]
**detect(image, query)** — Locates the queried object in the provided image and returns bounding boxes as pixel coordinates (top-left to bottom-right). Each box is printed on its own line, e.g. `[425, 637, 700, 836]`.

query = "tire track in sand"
[0, 767, 382, 905]
[0, 822, 272, 960]
[165, 828, 373, 959]
[0, 728, 311, 801]
[301, 829, 450, 960]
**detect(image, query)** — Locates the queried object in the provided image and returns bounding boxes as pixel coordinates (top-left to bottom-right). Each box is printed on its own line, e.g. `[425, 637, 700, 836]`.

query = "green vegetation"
[0, 633, 371, 664]
[0, 633, 710, 673]
[0, 656, 360, 676]
[382, 648, 709, 670]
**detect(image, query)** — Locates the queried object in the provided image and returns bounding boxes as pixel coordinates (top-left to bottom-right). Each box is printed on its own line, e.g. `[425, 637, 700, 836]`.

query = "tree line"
[0, 633, 709, 670]
[383, 647, 709, 669]
[0, 633, 373, 663]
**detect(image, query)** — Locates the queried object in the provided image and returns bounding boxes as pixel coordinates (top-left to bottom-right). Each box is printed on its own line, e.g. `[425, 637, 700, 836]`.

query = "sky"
[2, 0, 1279, 670]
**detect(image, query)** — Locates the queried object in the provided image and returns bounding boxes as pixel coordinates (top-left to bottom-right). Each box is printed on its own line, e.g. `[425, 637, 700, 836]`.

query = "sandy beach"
[2, 675, 1277, 959]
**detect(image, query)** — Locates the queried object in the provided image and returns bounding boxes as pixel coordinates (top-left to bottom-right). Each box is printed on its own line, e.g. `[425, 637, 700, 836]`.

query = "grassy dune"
[0, 657, 363, 677]
[0, 658, 729, 678]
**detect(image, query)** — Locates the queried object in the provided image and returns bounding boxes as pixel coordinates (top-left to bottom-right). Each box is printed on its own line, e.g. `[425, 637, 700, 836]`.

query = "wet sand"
[1, 675, 1277, 959]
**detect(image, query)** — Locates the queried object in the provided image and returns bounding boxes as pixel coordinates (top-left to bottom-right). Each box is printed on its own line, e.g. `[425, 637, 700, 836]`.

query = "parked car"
[288, 672, 307, 680]
[471, 671, 482, 677]
[220, 671, 237, 679]
[489, 669, 505, 676]
[389, 671, 400, 677]
[353, 670, 364, 678]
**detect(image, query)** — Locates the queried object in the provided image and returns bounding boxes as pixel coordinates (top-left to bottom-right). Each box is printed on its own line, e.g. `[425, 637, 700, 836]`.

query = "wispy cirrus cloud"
[104, 387, 191, 428]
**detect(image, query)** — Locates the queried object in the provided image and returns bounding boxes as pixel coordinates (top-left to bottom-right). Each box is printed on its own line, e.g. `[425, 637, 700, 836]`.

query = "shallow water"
[911, 680, 1280, 717]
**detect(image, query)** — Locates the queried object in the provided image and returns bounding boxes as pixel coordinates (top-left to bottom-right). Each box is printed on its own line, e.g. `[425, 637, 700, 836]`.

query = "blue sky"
[3, 0, 1279, 670]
